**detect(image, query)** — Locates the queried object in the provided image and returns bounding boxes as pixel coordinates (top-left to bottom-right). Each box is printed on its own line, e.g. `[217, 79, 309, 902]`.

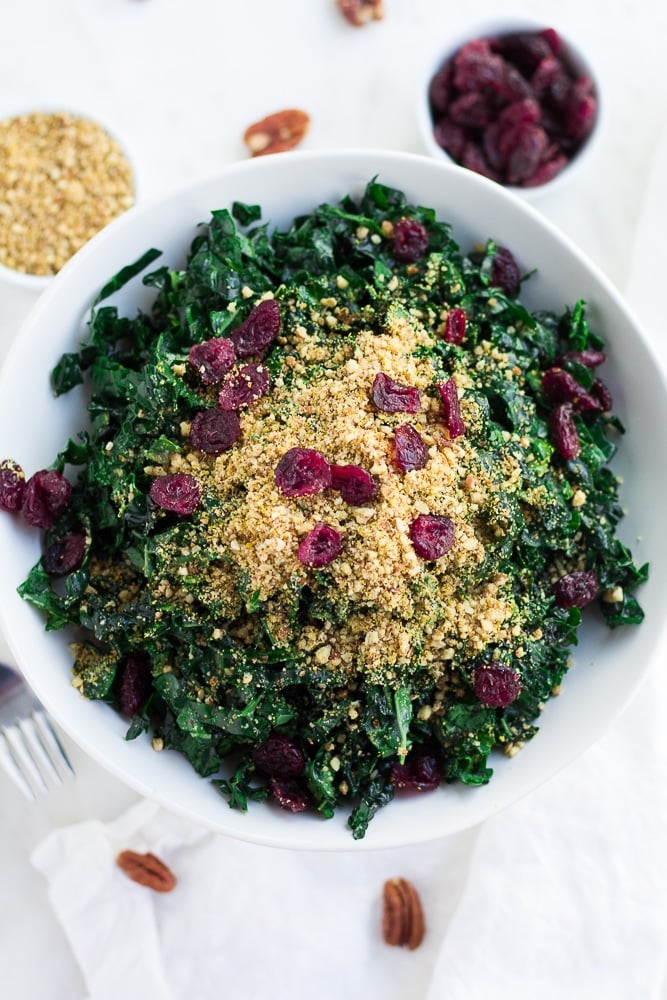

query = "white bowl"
[0, 149, 664, 851]
[416, 20, 604, 201]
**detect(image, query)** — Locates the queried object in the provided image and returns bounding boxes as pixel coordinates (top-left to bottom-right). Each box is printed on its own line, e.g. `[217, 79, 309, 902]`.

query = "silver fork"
[0, 663, 74, 800]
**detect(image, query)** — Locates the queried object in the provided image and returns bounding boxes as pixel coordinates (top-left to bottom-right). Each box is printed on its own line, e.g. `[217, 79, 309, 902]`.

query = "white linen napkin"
[31, 135, 667, 1000]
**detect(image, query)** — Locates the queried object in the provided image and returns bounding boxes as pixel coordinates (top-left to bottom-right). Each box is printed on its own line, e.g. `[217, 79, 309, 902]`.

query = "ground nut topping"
[0, 111, 134, 275]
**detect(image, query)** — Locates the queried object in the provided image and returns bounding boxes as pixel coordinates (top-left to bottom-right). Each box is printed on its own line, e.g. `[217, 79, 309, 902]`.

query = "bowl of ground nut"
[0, 149, 664, 851]
[0, 109, 136, 290]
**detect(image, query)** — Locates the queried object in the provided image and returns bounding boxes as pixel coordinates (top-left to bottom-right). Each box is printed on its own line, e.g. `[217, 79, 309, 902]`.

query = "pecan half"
[116, 850, 177, 893]
[382, 877, 425, 950]
[243, 109, 311, 157]
[336, 0, 385, 27]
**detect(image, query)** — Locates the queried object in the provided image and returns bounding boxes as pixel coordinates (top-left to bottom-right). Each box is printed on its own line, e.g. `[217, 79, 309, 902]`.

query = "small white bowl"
[0, 108, 137, 292]
[416, 20, 604, 200]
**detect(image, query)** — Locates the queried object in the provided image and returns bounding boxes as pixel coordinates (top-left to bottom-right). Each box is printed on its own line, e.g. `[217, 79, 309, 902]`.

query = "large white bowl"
[0, 149, 665, 851]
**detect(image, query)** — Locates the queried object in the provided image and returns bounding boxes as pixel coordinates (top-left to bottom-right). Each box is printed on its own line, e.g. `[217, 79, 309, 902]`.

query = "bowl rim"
[0, 147, 665, 851]
[415, 18, 605, 200]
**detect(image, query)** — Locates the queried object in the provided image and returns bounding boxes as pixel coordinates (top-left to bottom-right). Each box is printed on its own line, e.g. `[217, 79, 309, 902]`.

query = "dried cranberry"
[553, 570, 598, 608]
[330, 464, 379, 505]
[149, 473, 201, 514]
[505, 123, 548, 185]
[461, 140, 500, 182]
[116, 653, 152, 717]
[0, 459, 26, 513]
[267, 777, 311, 813]
[549, 403, 580, 460]
[429, 63, 453, 114]
[556, 349, 606, 369]
[443, 308, 467, 345]
[522, 154, 568, 188]
[190, 408, 241, 454]
[591, 378, 612, 412]
[230, 299, 281, 358]
[22, 470, 72, 530]
[42, 532, 86, 576]
[531, 55, 572, 110]
[188, 337, 236, 385]
[391, 218, 429, 263]
[252, 733, 305, 778]
[494, 31, 552, 76]
[436, 379, 465, 438]
[449, 91, 493, 128]
[372, 372, 421, 414]
[473, 662, 521, 708]
[297, 522, 343, 568]
[394, 424, 429, 473]
[565, 77, 597, 142]
[453, 38, 505, 93]
[275, 448, 332, 497]
[409, 513, 455, 560]
[218, 363, 270, 410]
[541, 368, 601, 414]
[490, 246, 521, 296]
[433, 119, 468, 161]
[390, 754, 441, 792]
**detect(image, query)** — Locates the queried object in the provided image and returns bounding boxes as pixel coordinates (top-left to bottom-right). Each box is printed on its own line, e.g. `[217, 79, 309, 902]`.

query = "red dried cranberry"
[116, 653, 152, 717]
[330, 464, 379, 505]
[591, 378, 612, 412]
[541, 368, 601, 414]
[490, 246, 521, 296]
[230, 299, 281, 358]
[429, 63, 453, 114]
[565, 76, 597, 142]
[443, 308, 467, 345]
[505, 123, 548, 185]
[556, 349, 606, 369]
[42, 532, 86, 576]
[497, 97, 542, 133]
[461, 140, 500, 182]
[149, 473, 201, 514]
[218, 363, 270, 411]
[390, 754, 441, 792]
[448, 91, 493, 128]
[494, 31, 553, 76]
[553, 570, 598, 608]
[188, 337, 236, 385]
[409, 513, 455, 560]
[433, 120, 468, 161]
[391, 218, 429, 263]
[252, 733, 305, 778]
[549, 403, 580, 460]
[190, 408, 241, 454]
[453, 38, 504, 93]
[267, 777, 311, 813]
[522, 154, 568, 187]
[0, 459, 26, 513]
[394, 424, 429, 473]
[473, 662, 521, 708]
[436, 378, 465, 438]
[297, 522, 343, 568]
[275, 448, 332, 497]
[22, 470, 72, 530]
[531, 55, 572, 111]
[372, 372, 421, 414]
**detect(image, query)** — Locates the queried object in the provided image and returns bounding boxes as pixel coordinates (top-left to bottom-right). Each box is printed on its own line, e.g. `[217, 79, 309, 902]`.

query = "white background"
[1, 1, 666, 997]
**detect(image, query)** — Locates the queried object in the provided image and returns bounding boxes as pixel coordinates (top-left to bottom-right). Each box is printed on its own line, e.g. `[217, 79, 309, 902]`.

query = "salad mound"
[9, 180, 646, 838]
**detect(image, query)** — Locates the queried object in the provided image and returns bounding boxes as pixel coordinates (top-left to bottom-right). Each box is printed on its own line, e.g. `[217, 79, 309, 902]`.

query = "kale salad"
[4, 180, 647, 838]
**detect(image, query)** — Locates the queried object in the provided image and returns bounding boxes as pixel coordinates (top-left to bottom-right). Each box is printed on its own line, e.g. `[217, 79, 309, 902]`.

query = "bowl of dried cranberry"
[417, 22, 602, 196]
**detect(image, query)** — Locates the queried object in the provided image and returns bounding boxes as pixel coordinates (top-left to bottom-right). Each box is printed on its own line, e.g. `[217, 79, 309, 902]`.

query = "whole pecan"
[382, 877, 425, 950]
[337, 0, 385, 26]
[243, 109, 311, 157]
[116, 850, 177, 892]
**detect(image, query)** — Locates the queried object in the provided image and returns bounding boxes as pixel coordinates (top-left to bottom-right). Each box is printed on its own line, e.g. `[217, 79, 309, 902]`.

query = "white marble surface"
[0, 1, 666, 996]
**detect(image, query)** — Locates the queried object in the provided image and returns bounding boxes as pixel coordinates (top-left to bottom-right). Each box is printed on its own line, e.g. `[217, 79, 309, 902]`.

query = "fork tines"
[0, 710, 74, 800]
